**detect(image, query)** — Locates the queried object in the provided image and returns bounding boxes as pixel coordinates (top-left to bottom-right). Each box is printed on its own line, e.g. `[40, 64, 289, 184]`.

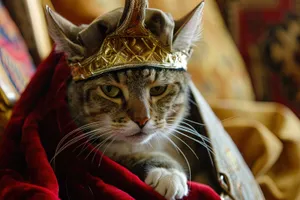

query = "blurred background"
[0, 0, 300, 199]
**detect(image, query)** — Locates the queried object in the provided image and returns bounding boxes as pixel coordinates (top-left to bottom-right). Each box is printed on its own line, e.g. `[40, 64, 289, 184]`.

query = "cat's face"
[67, 68, 189, 144]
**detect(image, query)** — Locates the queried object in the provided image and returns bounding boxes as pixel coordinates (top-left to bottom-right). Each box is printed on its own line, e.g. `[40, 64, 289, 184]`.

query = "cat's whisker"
[188, 98, 198, 108]
[88, 134, 115, 162]
[178, 127, 215, 166]
[169, 132, 199, 160]
[52, 133, 91, 164]
[55, 128, 108, 157]
[174, 125, 215, 167]
[51, 128, 111, 166]
[220, 116, 240, 123]
[73, 128, 112, 149]
[56, 122, 102, 152]
[176, 125, 211, 143]
[73, 134, 99, 153]
[163, 135, 192, 182]
[167, 120, 212, 156]
[62, 121, 101, 137]
[169, 127, 216, 167]
[146, 141, 154, 149]
[58, 125, 110, 149]
[98, 136, 117, 167]
[166, 119, 212, 144]
[76, 131, 113, 157]
[169, 128, 215, 156]
[154, 134, 177, 155]
[181, 118, 206, 126]
[167, 116, 213, 155]
[171, 108, 240, 126]
[55, 132, 80, 154]
[180, 101, 241, 124]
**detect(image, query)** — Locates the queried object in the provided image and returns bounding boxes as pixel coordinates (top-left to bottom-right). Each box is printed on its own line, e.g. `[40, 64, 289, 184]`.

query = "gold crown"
[69, 0, 191, 81]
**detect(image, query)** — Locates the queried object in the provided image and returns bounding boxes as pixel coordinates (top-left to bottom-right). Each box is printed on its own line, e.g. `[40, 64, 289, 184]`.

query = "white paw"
[145, 168, 188, 200]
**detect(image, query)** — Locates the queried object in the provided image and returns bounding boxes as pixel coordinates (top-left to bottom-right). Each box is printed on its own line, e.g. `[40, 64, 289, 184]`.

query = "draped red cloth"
[0, 51, 220, 200]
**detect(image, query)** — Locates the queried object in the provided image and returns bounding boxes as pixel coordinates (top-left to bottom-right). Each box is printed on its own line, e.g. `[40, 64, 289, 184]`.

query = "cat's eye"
[150, 85, 168, 96]
[100, 85, 121, 98]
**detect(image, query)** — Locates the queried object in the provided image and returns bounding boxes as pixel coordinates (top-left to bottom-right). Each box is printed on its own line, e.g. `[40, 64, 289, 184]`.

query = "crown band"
[70, 33, 190, 81]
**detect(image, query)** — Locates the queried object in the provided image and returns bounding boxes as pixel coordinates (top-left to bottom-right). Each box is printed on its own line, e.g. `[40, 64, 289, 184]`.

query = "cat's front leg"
[115, 152, 188, 200]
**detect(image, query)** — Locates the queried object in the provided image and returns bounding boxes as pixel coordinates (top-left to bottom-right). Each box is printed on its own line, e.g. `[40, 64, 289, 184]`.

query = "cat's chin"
[124, 132, 152, 144]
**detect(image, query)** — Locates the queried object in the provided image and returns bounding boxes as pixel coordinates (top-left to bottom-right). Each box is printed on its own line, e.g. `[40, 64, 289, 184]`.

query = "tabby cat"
[46, 1, 216, 200]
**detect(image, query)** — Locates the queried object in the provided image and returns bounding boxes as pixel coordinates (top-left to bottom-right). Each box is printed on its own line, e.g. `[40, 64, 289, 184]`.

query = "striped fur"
[67, 68, 199, 199]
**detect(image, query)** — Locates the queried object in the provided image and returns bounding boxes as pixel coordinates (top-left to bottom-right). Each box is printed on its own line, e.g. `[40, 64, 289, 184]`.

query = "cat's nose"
[134, 117, 150, 129]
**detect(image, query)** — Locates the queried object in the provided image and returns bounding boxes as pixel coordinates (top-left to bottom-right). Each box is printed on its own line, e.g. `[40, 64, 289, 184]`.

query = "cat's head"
[46, 0, 204, 144]
[67, 68, 189, 144]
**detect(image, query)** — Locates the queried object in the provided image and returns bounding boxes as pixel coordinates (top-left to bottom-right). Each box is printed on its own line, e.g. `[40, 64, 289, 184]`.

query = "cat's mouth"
[125, 131, 150, 143]
[126, 131, 146, 138]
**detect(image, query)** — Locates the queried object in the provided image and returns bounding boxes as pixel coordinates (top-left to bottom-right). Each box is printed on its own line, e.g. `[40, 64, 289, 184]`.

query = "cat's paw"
[145, 168, 188, 200]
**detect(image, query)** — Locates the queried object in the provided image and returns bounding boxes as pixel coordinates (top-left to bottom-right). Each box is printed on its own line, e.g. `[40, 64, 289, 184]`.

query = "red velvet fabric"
[0, 51, 220, 200]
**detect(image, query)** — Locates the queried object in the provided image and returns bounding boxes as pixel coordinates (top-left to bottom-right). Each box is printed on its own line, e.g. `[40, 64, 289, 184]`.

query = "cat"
[46, 1, 216, 200]
[67, 68, 191, 199]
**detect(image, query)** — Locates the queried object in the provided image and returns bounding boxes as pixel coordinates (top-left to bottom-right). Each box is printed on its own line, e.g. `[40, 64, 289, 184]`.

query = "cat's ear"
[173, 2, 204, 51]
[145, 10, 174, 47]
[45, 5, 86, 61]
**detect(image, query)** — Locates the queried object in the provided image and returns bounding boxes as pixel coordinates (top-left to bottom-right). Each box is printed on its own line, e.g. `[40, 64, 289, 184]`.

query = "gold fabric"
[209, 99, 300, 200]
[0, 102, 11, 137]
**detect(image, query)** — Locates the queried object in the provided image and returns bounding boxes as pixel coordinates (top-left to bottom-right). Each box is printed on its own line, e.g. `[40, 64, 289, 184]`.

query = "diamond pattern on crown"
[70, 33, 189, 81]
